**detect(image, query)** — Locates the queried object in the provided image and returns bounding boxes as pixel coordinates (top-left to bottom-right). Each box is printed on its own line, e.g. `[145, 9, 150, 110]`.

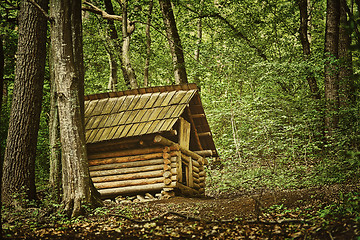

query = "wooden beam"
[175, 153, 182, 183]
[89, 151, 177, 166]
[94, 175, 177, 190]
[88, 146, 167, 160]
[191, 114, 205, 118]
[179, 117, 191, 149]
[98, 182, 176, 197]
[194, 150, 214, 157]
[197, 132, 211, 137]
[87, 134, 157, 153]
[89, 158, 164, 171]
[153, 135, 205, 163]
[185, 107, 203, 150]
[175, 182, 201, 197]
[92, 170, 164, 183]
[188, 156, 193, 187]
[94, 177, 164, 189]
[90, 164, 164, 177]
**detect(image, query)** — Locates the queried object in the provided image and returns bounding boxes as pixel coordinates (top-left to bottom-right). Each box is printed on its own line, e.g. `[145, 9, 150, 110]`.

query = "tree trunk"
[121, 0, 138, 89]
[107, 52, 118, 92]
[104, 0, 119, 92]
[298, 0, 321, 99]
[1, 0, 48, 205]
[324, 0, 340, 137]
[0, 35, 4, 228]
[193, 20, 202, 86]
[50, 0, 102, 217]
[338, 0, 354, 106]
[0, 34, 3, 235]
[0, 35, 4, 110]
[144, 0, 153, 87]
[48, 52, 61, 202]
[159, 0, 188, 84]
[193, 0, 204, 87]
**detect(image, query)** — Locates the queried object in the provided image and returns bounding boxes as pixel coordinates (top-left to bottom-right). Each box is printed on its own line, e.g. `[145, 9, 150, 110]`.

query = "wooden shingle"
[85, 84, 218, 157]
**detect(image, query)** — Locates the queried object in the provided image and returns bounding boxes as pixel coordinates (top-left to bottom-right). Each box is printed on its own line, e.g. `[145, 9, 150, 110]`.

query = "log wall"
[88, 145, 179, 198]
[88, 135, 207, 198]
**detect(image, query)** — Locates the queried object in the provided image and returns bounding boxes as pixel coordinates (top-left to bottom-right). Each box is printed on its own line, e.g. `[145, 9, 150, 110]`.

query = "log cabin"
[84, 83, 218, 198]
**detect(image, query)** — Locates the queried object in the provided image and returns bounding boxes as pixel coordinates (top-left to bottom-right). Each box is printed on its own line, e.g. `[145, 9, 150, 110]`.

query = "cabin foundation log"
[92, 169, 175, 183]
[98, 182, 177, 197]
[176, 182, 201, 196]
[94, 175, 177, 189]
[94, 177, 164, 189]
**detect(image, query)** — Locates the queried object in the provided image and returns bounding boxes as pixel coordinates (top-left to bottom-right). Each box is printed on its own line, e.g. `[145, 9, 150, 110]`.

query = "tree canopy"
[0, 0, 359, 237]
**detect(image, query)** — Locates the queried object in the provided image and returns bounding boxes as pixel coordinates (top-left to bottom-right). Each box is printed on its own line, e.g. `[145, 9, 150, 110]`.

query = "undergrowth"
[206, 150, 360, 197]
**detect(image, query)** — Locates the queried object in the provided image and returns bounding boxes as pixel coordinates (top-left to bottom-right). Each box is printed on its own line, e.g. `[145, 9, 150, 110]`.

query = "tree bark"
[298, 0, 321, 99]
[144, 0, 153, 87]
[120, 0, 138, 89]
[159, 0, 188, 84]
[48, 51, 61, 202]
[324, 0, 340, 136]
[338, 0, 354, 106]
[50, 0, 102, 217]
[107, 52, 118, 92]
[0, 35, 3, 234]
[1, 0, 48, 205]
[0, 35, 4, 111]
[193, 0, 203, 86]
[104, 0, 119, 92]
[0, 39, 4, 229]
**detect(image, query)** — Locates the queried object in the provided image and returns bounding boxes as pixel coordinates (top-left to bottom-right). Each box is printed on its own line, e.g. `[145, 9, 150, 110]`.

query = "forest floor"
[2, 184, 360, 239]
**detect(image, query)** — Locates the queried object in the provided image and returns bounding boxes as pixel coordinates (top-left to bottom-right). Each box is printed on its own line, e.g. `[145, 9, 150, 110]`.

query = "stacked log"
[88, 145, 179, 197]
[88, 135, 207, 198]
[153, 135, 206, 196]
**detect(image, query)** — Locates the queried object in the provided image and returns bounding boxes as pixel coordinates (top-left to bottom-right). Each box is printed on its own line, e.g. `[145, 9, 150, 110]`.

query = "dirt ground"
[3, 184, 360, 239]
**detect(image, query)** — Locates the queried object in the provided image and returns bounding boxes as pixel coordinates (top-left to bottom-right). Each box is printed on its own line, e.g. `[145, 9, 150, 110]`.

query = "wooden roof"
[84, 84, 217, 156]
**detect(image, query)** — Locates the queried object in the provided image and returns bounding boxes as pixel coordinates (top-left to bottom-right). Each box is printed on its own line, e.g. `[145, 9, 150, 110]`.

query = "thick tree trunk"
[0, 35, 3, 233]
[144, 0, 153, 87]
[1, 0, 48, 205]
[121, 0, 138, 89]
[159, 0, 188, 84]
[324, 0, 340, 136]
[0, 34, 2, 234]
[338, 0, 354, 106]
[0, 35, 3, 110]
[50, 0, 102, 217]
[298, 0, 321, 99]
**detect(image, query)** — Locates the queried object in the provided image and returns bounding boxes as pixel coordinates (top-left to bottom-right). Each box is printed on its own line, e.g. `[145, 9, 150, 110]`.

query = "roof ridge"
[85, 83, 198, 101]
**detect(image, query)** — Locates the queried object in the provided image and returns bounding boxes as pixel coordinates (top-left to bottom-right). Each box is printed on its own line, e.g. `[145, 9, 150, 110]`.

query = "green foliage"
[317, 191, 360, 222]
[0, 0, 359, 201]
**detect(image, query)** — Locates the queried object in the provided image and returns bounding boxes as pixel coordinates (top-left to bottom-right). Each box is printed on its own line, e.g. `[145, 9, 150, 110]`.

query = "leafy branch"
[183, 5, 268, 61]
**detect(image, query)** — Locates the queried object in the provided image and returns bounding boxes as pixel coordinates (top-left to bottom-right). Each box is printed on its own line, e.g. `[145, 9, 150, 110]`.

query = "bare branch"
[28, 0, 53, 22]
[82, 1, 122, 21]
[184, 5, 268, 60]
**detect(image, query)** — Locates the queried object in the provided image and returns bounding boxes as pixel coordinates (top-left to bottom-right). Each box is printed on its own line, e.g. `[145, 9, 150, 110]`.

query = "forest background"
[0, 0, 360, 233]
